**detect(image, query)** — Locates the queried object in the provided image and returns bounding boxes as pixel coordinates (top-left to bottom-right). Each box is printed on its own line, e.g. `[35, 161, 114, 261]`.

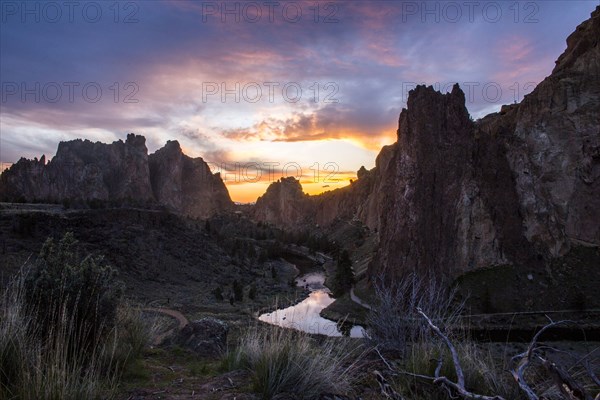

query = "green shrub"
[0, 274, 120, 400]
[213, 286, 224, 301]
[23, 232, 124, 353]
[116, 304, 154, 362]
[0, 238, 159, 400]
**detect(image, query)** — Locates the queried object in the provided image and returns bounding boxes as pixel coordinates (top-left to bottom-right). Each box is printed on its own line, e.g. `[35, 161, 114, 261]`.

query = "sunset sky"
[1, 0, 597, 202]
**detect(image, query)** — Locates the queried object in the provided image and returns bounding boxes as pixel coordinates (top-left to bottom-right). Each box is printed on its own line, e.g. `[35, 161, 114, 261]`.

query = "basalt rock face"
[149, 141, 233, 218]
[0, 134, 233, 218]
[373, 83, 539, 278]
[376, 6, 600, 279]
[252, 177, 313, 227]
[253, 7, 600, 283]
[0, 134, 153, 203]
[313, 144, 396, 230]
[375, 85, 486, 278]
[251, 153, 391, 230]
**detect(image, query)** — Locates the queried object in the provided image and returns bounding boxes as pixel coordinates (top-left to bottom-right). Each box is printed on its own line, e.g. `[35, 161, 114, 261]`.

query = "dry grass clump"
[227, 323, 363, 399]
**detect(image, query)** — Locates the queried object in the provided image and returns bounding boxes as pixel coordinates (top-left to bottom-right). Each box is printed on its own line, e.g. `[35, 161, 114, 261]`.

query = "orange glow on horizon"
[225, 171, 358, 203]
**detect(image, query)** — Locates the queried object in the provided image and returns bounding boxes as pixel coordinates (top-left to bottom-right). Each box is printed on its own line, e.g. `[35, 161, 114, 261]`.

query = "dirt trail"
[142, 307, 189, 345]
[143, 307, 189, 328]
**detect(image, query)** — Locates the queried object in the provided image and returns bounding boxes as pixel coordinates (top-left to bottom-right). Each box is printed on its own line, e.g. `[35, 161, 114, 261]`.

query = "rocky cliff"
[253, 177, 313, 227]
[254, 7, 600, 285]
[149, 140, 232, 218]
[379, 5, 598, 281]
[0, 134, 153, 203]
[0, 134, 233, 218]
[252, 145, 396, 230]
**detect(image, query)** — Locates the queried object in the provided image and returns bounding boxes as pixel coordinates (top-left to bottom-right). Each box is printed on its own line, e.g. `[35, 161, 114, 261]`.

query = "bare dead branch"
[432, 376, 506, 400]
[509, 355, 539, 400]
[417, 307, 465, 388]
[434, 354, 444, 379]
[416, 307, 507, 400]
[374, 346, 398, 374]
[509, 320, 578, 400]
[397, 370, 438, 381]
[374, 370, 405, 400]
[542, 358, 592, 400]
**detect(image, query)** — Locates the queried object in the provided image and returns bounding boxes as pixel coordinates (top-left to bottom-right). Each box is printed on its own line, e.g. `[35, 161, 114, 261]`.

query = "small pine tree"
[248, 284, 257, 300]
[247, 244, 256, 259]
[258, 250, 268, 263]
[213, 286, 224, 301]
[233, 280, 244, 302]
[333, 250, 355, 297]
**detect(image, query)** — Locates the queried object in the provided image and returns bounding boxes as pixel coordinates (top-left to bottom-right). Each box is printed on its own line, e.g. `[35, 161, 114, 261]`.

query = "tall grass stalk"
[0, 273, 154, 400]
[228, 324, 362, 399]
[366, 273, 465, 356]
[0, 273, 118, 399]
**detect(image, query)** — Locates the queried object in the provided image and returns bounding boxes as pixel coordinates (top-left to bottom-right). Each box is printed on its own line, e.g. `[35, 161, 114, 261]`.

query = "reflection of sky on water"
[258, 272, 365, 338]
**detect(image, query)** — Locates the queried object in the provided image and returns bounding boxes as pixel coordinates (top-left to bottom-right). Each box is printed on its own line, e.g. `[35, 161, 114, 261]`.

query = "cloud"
[1, 0, 598, 201]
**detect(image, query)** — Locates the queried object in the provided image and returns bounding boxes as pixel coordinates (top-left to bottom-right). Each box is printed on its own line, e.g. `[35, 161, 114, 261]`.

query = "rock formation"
[252, 145, 397, 230]
[149, 140, 232, 218]
[0, 134, 233, 218]
[253, 7, 600, 282]
[170, 318, 229, 358]
[0, 134, 153, 203]
[379, 5, 599, 280]
[253, 177, 312, 228]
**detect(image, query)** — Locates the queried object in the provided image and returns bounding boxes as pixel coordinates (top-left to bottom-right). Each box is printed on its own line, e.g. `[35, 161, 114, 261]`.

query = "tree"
[213, 286, 224, 301]
[233, 280, 244, 302]
[247, 244, 256, 259]
[271, 265, 278, 280]
[248, 284, 257, 300]
[258, 250, 268, 263]
[333, 250, 354, 297]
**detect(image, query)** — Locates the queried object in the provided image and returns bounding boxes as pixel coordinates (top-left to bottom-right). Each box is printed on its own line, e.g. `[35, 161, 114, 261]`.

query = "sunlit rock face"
[0, 134, 233, 218]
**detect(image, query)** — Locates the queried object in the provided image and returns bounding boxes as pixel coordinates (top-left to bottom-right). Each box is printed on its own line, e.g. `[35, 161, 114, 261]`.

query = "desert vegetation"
[226, 323, 363, 399]
[0, 233, 159, 400]
[366, 274, 600, 400]
[1, 228, 598, 400]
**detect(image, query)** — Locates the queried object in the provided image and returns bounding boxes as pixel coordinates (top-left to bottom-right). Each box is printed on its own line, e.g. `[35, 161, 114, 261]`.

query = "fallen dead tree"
[508, 319, 599, 400]
[373, 309, 600, 400]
